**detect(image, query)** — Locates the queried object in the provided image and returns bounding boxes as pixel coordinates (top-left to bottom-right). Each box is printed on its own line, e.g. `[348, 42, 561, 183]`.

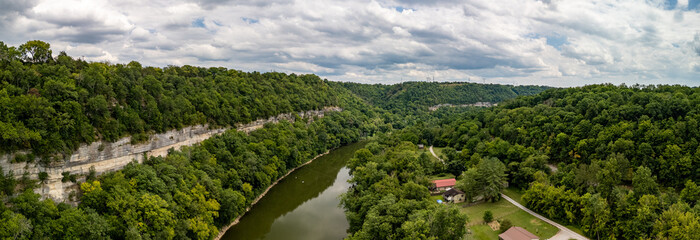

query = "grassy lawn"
[501, 187, 587, 237]
[502, 187, 526, 205]
[430, 195, 445, 202]
[466, 225, 498, 240]
[459, 197, 558, 240]
[433, 147, 446, 159]
[411, 148, 441, 162]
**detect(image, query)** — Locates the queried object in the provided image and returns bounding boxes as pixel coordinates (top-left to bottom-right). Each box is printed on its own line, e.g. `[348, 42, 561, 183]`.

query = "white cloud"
[0, 0, 698, 86]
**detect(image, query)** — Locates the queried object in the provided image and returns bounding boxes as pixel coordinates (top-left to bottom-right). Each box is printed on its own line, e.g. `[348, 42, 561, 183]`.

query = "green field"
[430, 195, 445, 202]
[433, 147, 446, 159]
[459, 196, 559, 239]
[501, 188, 587, 237]
[501, 188, 525, 204]
[409, 148, 441, 162]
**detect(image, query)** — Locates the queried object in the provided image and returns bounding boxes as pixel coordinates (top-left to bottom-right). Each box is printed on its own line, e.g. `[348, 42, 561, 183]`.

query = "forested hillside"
[8, 40, 699, 240]
[0, 41, 341, 161]
[342, 137, 467, 239]
[425, 84, 700, 239]
[333, 81, 549, 114]
[0, 108, 378, 239]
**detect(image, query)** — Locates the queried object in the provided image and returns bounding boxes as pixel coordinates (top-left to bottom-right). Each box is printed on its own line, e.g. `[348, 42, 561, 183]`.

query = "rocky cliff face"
[428, 102, 497, 111]
[0, 107, 341, 202]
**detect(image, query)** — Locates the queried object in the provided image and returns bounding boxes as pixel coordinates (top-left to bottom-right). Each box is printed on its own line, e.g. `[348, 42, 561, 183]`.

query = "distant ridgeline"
[332, 81, 550, 114]
[0, 41, 342, 162]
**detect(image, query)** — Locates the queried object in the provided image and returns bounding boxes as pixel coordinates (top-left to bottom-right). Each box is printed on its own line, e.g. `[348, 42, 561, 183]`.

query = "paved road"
[429, 146, 444, 163]
[500, 194, 588, 240]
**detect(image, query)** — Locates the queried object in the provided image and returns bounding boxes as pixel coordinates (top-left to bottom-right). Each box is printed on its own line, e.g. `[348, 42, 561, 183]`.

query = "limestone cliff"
[0, 107, 341, 202]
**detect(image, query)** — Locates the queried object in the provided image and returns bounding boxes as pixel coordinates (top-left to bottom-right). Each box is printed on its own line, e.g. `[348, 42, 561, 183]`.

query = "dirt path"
[500, 194, 587, 240]
[429, 146, 444, 163]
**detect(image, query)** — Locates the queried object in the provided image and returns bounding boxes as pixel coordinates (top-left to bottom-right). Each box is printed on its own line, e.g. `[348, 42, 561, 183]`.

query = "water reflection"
[221, 142, 365, 240]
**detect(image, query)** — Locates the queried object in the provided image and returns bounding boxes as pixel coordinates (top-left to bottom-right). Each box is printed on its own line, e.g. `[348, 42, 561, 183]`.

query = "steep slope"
[1, 41, 343, 161]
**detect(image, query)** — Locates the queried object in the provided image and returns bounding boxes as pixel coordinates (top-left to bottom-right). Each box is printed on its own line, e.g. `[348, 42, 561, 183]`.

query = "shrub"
[62, 171, 71, 183]
[499, 219, 512, 233]
[38, 172, 49, 184]
[483, 210, 493, 223]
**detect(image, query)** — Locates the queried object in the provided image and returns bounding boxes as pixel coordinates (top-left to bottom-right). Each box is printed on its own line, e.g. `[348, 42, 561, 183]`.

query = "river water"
[220, 142, 365, 240]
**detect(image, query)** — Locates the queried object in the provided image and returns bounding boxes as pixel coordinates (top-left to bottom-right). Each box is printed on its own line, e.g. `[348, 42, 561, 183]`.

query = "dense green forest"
[341, 137, 468, 240]
[422, 84, 700, 239]
[0, 108, 378, 239]
[0, 41, 340, 162]
[0, 41, 388, 239]
[5, 40, 700, 240]
[333, 81, 549, 114]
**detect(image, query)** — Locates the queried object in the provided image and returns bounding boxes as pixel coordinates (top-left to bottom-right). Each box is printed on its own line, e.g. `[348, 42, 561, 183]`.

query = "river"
[220, 142, 365, 240]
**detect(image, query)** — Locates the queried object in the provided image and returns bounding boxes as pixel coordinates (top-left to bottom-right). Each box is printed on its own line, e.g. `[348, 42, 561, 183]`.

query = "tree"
[581, 193, 610, 240]
[427, 204, 468, 240]
[0, 210, 32, 239]
[680, 180, 699, 206]
[633, 166, 659, 197]
[456, 168, 480, 202]
[0, 167, 17, 196]
[0, 41, 21, 61]
[483, 210, 493, 223]
[479, 157, 507, 202]
[456, 157, 507, 202]
[18, 40, 52, 63]
[653, 202, 700, 239]
[629, 194, 660, 239]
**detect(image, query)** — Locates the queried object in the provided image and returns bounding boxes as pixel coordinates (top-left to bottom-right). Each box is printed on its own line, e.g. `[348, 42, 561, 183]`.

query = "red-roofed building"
[431, 178, 456, 192]
[498, 226, 539, 240]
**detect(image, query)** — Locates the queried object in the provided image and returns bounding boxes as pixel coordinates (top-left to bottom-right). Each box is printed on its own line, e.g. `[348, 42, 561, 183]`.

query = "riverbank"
[213, 149, 333, 240]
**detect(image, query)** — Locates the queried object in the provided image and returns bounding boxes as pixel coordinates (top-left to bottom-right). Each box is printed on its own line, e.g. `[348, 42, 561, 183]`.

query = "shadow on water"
[221, 142, 366, 240]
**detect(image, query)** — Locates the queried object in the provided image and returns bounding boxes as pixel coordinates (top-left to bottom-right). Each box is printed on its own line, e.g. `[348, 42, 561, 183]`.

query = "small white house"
[442, 188, 465, 203]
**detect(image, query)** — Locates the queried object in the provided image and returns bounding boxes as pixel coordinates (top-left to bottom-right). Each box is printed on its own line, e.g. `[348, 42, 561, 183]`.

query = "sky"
[0, 0, 699, 87]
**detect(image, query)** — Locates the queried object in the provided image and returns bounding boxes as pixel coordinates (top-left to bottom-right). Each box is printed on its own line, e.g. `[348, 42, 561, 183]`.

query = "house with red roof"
[431, 178, 456, 192]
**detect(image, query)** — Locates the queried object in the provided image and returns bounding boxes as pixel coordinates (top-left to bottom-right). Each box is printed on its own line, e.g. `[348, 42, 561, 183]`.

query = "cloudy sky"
[1, 0, 699, 86]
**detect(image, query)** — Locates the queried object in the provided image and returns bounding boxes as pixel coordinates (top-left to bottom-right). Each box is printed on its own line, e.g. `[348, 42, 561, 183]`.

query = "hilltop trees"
[0, 41, 346, 161]
[18, 41, 52, 64]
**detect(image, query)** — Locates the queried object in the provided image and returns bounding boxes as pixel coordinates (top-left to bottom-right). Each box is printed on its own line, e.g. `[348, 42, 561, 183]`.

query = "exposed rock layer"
[0, 107, 341, 202]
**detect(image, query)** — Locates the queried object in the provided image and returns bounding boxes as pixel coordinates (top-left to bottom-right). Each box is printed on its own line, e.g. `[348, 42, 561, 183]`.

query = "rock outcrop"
[0, 107, 341, 202]
[428, 102, 497, 111]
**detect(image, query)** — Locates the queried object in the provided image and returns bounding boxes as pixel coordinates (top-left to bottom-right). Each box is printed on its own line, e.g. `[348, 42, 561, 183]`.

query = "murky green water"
[220, 142, 365, 240]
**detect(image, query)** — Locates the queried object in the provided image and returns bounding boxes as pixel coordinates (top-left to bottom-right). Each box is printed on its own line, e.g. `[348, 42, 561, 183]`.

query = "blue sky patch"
[664, 0, 677, 10]
[525, 33, 568, 50]
[395, 6, 415, 12]
[192, 17, 205, 28]
[242, 17, 259, 24]
[690, 0, 700, 10]
[546, 35, 568, 50]
[667, 0, 700, 10]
